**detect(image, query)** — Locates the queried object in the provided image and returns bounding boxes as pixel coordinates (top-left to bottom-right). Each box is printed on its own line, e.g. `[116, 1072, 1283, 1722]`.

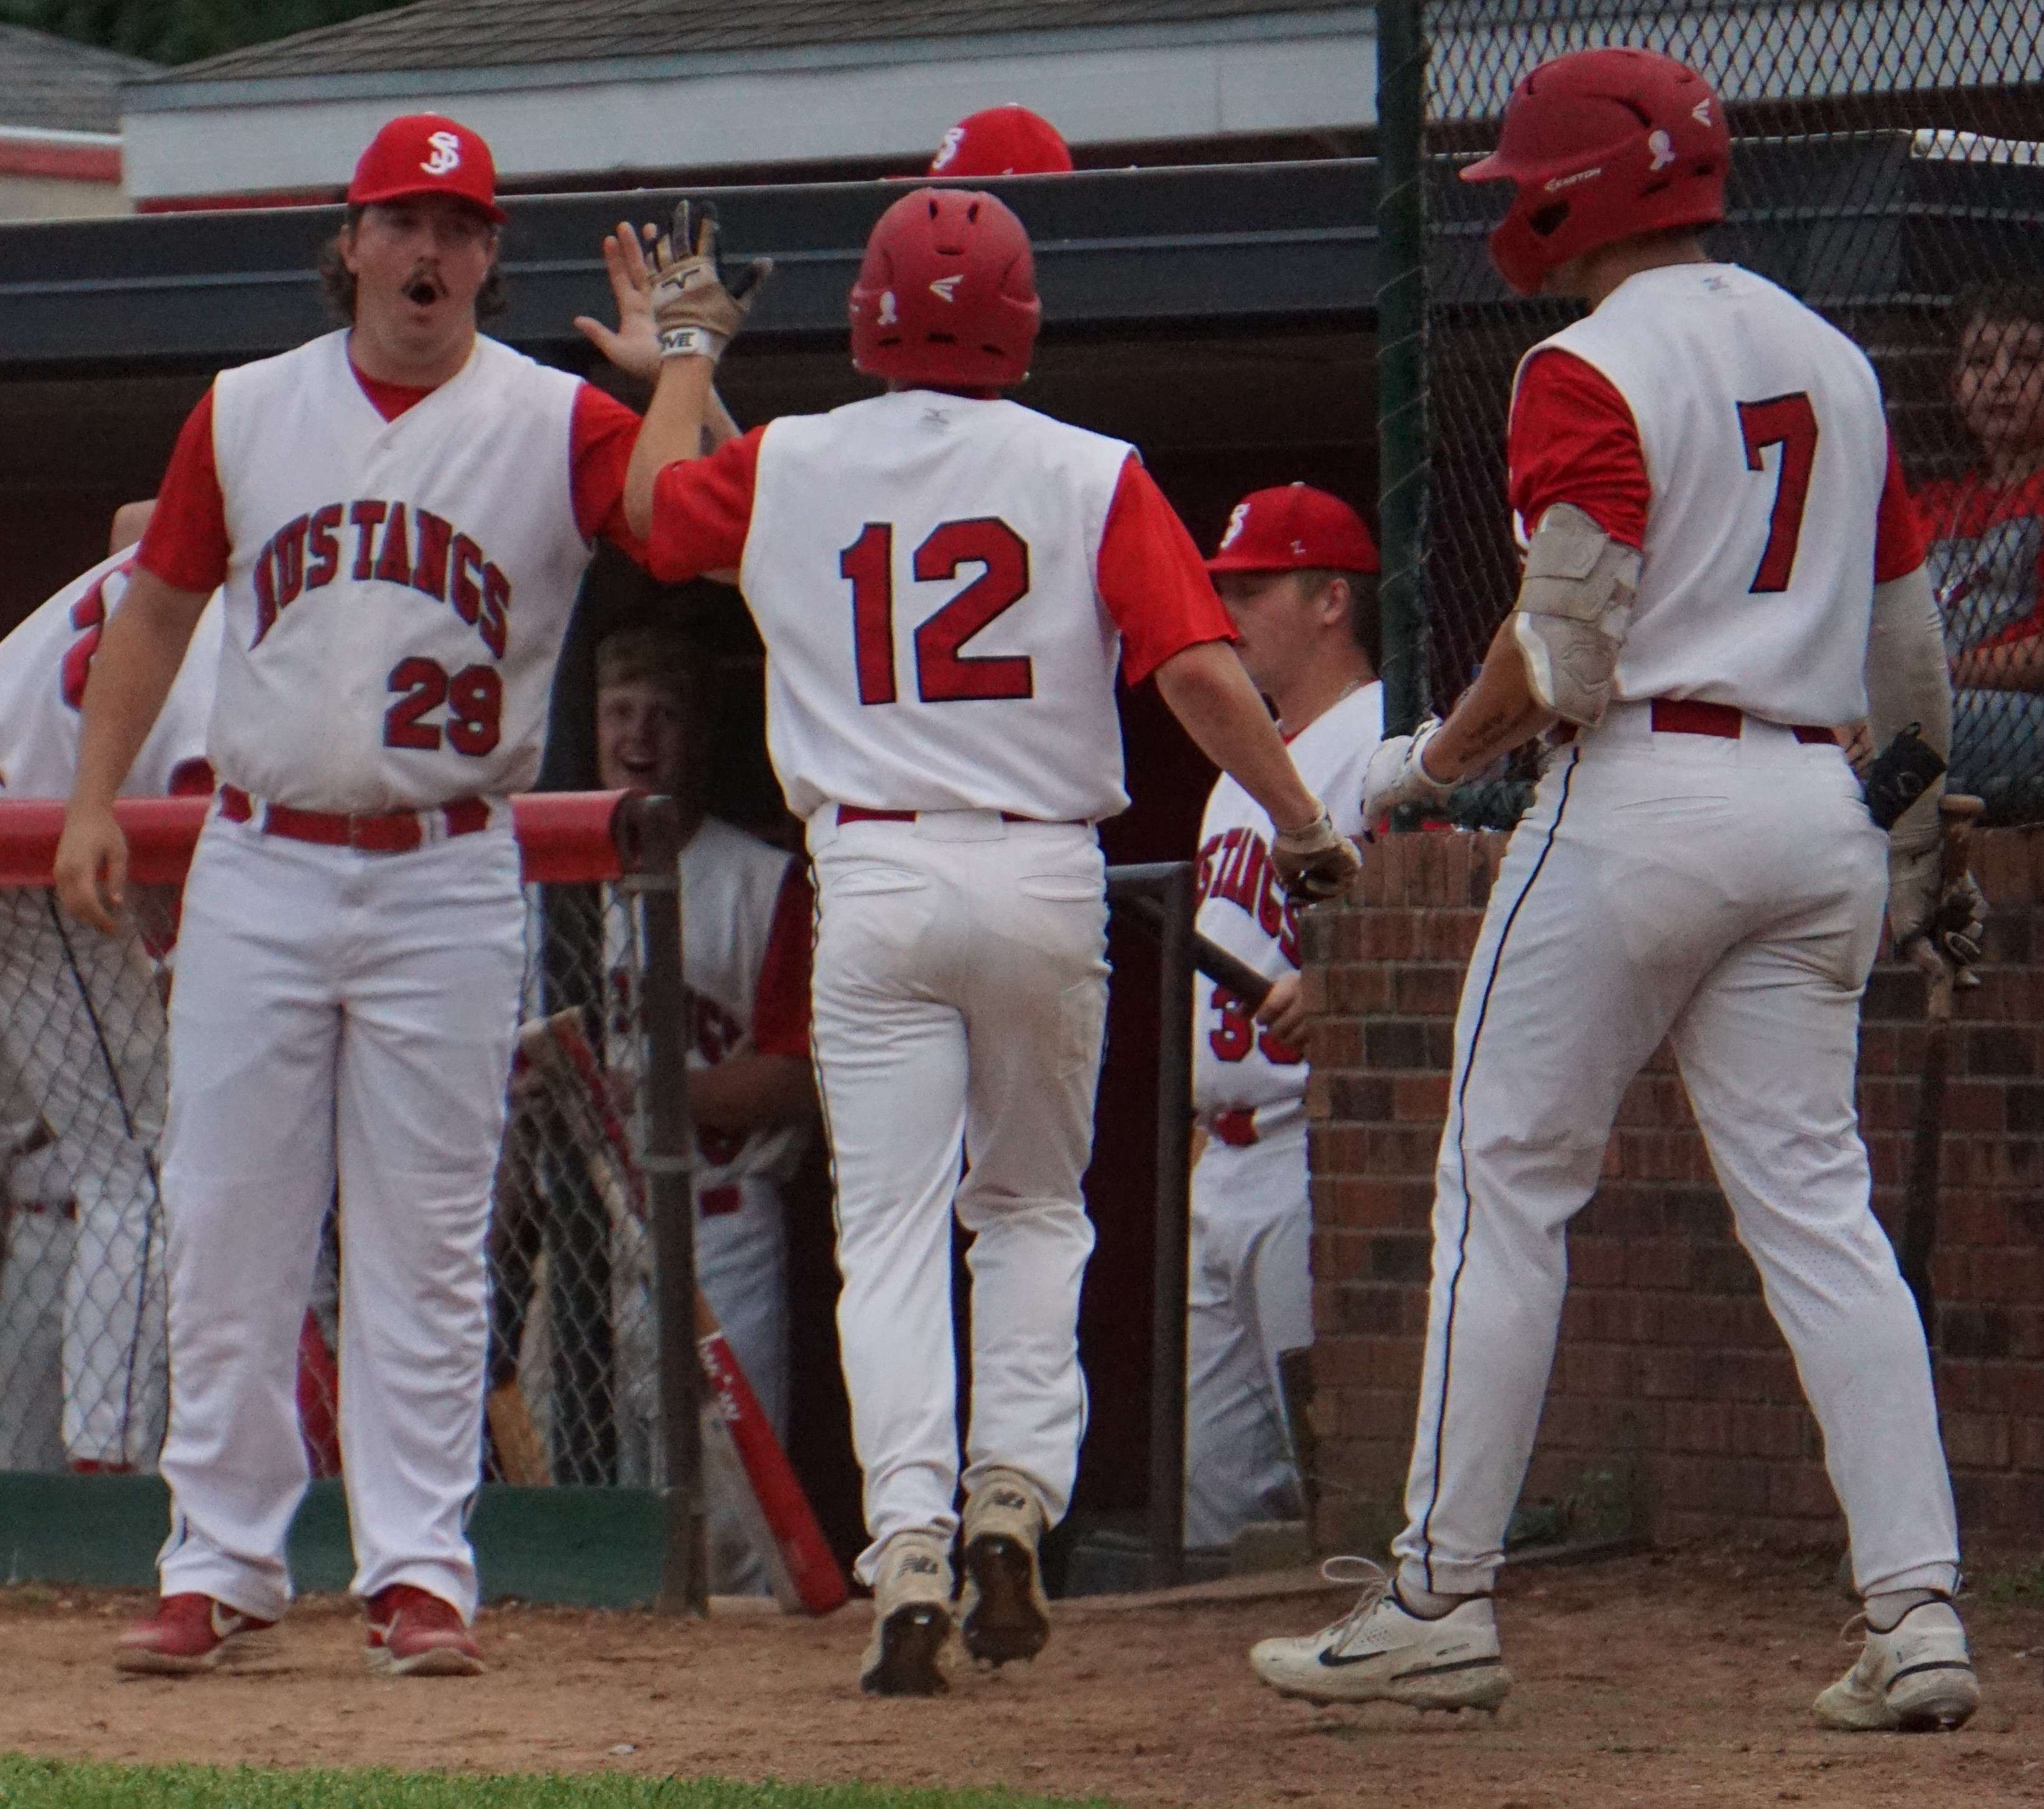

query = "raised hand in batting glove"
[1271, 806, 1362, 904]
[649, 199, 773, 365]
[1361, 719, 1455, 830]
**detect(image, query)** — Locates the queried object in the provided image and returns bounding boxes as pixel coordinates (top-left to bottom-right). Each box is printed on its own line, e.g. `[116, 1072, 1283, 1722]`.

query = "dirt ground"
[1, 1548, 2039, 1808]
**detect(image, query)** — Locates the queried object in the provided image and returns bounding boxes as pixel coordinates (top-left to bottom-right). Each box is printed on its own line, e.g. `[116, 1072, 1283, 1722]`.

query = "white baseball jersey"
[207, 330, 592, 812]
[605, 817, 812, 1196]
[741, 393, 1132, 822]
[1518, 263, 1890, 725]
[0, 551, 223, 799]
[1192, 681, 1382, 1127]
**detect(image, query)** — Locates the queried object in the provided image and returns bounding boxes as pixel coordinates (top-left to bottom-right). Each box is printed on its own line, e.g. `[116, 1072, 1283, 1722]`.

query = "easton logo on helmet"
[929, 275, 962, 302]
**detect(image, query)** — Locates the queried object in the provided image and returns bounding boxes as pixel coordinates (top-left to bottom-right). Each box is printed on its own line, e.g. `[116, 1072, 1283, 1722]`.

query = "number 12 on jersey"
[840, 518, 1035, 705]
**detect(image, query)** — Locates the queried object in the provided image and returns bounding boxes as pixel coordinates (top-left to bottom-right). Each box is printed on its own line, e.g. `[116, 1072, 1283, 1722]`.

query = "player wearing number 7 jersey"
[53, 113, 688, 1678]
[1252, 48, 1983, 1732]
[621, 187, 1360, 1695]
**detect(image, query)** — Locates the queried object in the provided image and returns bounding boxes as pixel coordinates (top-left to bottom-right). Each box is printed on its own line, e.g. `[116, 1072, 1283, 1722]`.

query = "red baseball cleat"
[115, 1593, 274, 1675]
[364, 1584, 485, 1676]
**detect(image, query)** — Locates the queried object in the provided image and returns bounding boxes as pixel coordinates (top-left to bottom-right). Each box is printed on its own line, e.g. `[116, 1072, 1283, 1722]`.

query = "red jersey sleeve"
[137, 386, 231, 594]
[648, 427, 765, 584]
[1096, 455, 1237, 687]
[570, 383, 650, 559]
[751, 860, 814, 1061]
[1874, 432, 1927, 584]
[1507, 348, 1651, 549]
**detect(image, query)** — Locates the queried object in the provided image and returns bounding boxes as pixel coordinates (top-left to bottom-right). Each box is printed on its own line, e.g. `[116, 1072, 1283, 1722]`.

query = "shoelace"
[1315, 1555, 1393, 1655]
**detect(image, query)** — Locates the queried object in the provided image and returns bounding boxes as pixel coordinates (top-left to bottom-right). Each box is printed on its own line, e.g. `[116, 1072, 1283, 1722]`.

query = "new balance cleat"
[860, 1530, 954, 1696]
[959, 1467, 1051, 1667]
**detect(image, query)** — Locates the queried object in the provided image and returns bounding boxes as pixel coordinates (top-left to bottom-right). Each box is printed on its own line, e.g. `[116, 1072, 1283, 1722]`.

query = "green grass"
[0, 1758, 1117, 1809]
[1973, 1556, 2044, 1607]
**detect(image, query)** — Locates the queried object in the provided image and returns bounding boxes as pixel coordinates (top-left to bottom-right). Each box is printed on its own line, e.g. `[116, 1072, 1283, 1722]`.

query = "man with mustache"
[55, 114, 675, 1678]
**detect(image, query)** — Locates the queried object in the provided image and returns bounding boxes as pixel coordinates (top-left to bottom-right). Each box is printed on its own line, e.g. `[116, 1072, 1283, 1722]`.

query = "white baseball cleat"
[860, 1529, 954, 1696]
[1248, 1558, 1511, 1712]
[1813, 1599, 1979, 1732]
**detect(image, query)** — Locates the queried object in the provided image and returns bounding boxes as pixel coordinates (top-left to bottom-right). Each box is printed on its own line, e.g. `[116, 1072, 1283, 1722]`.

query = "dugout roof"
[0, 133, 2036, 611]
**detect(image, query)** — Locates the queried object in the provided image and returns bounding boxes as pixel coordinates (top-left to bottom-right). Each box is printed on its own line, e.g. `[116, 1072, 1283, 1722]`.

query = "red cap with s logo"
[1205, 484, 1380, 575]
[348, 114, 506, 222]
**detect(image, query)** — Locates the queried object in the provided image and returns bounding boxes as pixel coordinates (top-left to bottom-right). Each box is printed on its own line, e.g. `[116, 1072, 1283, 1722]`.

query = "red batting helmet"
[848, 188, 1041, 389]
[1461, 47, 1729, 296]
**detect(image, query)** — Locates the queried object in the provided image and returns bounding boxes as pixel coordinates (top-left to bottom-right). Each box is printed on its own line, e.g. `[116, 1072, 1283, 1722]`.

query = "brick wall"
[1301, 826, 2044, 1556]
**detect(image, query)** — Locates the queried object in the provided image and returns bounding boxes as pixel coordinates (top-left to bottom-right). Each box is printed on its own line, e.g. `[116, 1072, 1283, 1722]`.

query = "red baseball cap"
[1206, 485, 1381, 575]
[928, 106, 1074, 177]
[348, 114, 505, 222]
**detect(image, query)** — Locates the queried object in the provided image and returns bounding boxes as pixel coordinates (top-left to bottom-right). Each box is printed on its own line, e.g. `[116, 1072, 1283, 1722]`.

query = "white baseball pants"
[156, 812, 524, 1624]
[1184, 1119, 1312, 1550]
[0, 891, 169, 1469]
[807, 809, 1108, 1584]
[1394, 708, 1962, 1600]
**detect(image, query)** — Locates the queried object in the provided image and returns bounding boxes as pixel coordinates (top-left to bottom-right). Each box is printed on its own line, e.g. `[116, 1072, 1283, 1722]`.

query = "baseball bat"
[1118, 895, 1274, 1011]
[1895, 794, 1986, 1344]
[486, 1380, 552, 1487]
[516, 1011, 849, 1614]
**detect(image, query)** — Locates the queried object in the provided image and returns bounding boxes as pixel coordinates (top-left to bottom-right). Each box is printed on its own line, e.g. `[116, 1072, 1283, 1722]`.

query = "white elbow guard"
[1510, 503, 1642, 728]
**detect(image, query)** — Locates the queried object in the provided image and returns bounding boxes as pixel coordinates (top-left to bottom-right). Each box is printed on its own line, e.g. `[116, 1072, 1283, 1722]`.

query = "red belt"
[220, 784, 491, 853]
[1210, 1108, 1260, 1148]
[1556, 701, 1836, 746]
[1648, 699, 1835, 744]
[837, 804, 1084, 827]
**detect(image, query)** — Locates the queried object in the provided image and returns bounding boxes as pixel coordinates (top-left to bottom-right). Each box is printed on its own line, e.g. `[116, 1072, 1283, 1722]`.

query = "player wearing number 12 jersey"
[1252, 49, 1983, 1732]
[620, 186, 1362, 1695]
[54, 114, 679, 1678]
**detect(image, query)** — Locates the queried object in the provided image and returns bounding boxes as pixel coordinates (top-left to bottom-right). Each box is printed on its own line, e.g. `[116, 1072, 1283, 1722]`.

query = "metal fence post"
[1377, 0, 1431, 740]
[1143, 863, 1196, 1589]
[620, 793, 707, 1616]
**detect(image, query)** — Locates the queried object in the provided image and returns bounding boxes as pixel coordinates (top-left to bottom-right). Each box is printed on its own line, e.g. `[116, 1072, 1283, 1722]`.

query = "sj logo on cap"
[422, 130, 463, 177]
[1219, 502, 1250, 551]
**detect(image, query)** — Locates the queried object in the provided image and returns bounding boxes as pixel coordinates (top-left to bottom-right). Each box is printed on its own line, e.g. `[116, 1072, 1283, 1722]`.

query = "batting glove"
[1888, 839, 1987, 975]
[1271, 807, 1363, 904]
[651, 199, 773, 363]
[1362, 719, 1455, 829]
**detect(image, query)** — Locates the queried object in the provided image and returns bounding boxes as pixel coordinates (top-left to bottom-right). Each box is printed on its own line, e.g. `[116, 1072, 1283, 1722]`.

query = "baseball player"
[592, 626, 814, 1584]
[927, 105, 1073, 179]
[0, 505, 221, 1476]
[54, 113, 683, 1677]
[1248, 49, 1987, 1734]
[1186, 485, 1382, 1551]
[614, 188, 1360, 1692]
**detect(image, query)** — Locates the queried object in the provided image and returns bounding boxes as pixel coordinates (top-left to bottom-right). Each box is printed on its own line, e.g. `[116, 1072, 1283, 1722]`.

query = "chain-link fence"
[0, 855, 661, 1489]
[0, 796, 769, 1602]
[1380, 0, 2044, 822]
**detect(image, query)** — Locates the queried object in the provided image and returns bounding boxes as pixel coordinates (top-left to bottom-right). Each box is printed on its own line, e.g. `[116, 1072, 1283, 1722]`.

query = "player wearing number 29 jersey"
[58, 114, 674, 1680]
[1257, 48, 1979, 1735]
